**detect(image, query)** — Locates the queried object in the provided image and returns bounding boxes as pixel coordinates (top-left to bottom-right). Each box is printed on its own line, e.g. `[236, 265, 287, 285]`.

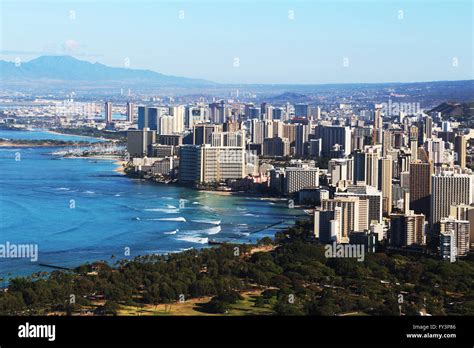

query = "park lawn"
[117, 296, 214, 316]
[227, 291, 274, 316]
[116, 290, 274, 316]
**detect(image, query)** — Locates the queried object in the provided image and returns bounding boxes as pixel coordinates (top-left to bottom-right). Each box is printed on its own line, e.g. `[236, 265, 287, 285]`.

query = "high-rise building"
[314, 125, 351, 156]
[211, 131, 245, 147]
[314, 106, 321, 120]
[138, 106, 166, 131]
[328, 158, 354, 187]
[424, 116, 433, 139]
[295, 124, 309, 156]
[193, 124, 223, 145]
[431, 172, 473, 231]
[309, 139, 322, 157]
[250, 119, 265, 145]
[201, 146, 245, 183]
[373, 105, 383, 145]
[284, 165, 319, 195]
[378, 156, 393, 215]
[245, 104, 261, 120]
[440, 230, 456, 262]
[105, 102, 113, 123]
[354, 145, 382, 188]
[159, 115, 174, 135]
[389, 211, 426, 247]
[294, 103, 310, 118]
[449, 204, 474, 250]
[337, 184, 383, 224]
[169, 106, 185, 133]
[409, 161, 433, 218]
[178, 145, 246, 183]
[424, 138, 446, 165]
[127, 128, 156, 157]
[440, 217, 470, 259]
[178, 145, 202, 183]
[209, 101, 226, 123]
[262, 137, 290, 157]
[314, 209, 336, 242]
[272, 120, 284, 138]
[282, 124, 297, 144]
[382, 129, 392, 157]
[322, 196, 363, 243]
[454, 135, 467, 169]
[126, 102, 134, 123]
[138, 106, 148, 129]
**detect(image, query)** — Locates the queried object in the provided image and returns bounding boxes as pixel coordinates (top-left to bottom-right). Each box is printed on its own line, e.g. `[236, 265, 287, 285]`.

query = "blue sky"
[1, 0, 472, 84]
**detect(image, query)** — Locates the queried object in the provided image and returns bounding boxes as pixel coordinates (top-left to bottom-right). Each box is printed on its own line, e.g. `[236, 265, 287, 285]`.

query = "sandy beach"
[45, 130, 109, 142]
[114, 160, 127, 174]
[198, 190, 234, 196]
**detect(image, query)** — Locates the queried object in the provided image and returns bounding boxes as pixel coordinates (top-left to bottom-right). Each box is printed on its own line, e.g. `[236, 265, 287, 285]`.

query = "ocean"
[0, 130, 303, 278]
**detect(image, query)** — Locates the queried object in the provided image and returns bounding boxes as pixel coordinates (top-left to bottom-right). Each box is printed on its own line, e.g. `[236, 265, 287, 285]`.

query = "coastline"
[114, 160, 127, 174]
[60, 154, 127, 174]
[45, 129, 109, 142]
[0, 140, 87, 147]
[0, 129, 304, 278]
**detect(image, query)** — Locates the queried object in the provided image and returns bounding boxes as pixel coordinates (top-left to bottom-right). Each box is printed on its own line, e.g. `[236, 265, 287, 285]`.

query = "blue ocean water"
[0, 130, 303, 277]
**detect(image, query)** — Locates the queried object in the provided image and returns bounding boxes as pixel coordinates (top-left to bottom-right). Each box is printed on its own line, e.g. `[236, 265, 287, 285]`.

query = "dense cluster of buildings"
[125, 100, 473, 262]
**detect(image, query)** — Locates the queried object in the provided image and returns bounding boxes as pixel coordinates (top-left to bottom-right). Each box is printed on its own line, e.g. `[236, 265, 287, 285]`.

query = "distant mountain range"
[0, 55, 217, 88]
[1, 55, 473, 100]
[429, 102, 474, 118]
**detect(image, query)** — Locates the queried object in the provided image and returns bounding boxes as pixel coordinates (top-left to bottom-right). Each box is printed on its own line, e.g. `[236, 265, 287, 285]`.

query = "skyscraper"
[373, 105, 383, 145]
[105, 102, 113, 123]
[193, 124, 223, 145]
[409, 161, 433, 218]
[294, 103, 310, 118]
[440, 217, 470, 258]
[424, 115, 433, 140]
[379, 156, 393, 215]
[389, 211, 427, 247]
[337, 184, 383, 225]
[328, 158, 354, 187]
[284, 166, 319, 195]
[353, 145, 383, 187]
[449, 204, 474, 250]
[263, 137, 290, 157]
[127, 128, 156, 157]
[169, 105, 185, 133]
[126, 102, 134, 123]
[159, 115, 174, 135]
[178, 145, 246, 183]
[454, 134, 467, 169]
[138, 106, 148, 129]
[439, 230, 456, 262]
[431, 172, 473, 231]
[295, 124, 309, 156]
[314, 125, 351, 156]
[322, 196, 363, 243]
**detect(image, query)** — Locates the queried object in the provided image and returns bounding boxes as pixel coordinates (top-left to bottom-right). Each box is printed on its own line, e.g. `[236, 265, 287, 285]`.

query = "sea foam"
[177, 236, 208, 244]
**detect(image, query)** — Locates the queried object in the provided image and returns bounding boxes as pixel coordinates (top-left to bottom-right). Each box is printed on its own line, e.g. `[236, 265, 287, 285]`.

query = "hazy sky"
[1, 0, 473, 84]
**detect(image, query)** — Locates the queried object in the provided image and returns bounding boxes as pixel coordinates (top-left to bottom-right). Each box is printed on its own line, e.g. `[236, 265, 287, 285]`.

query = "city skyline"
[1, 0, 473, 84]
[0, 0, 473, 343]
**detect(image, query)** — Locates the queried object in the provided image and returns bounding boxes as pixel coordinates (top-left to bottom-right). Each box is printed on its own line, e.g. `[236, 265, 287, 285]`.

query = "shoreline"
[45, 129, 109, 142]
[114, 160, 127, 174]
[0, 141, 88, 148]
[0, 129, 305, 279]
[61, 154, 127, 174]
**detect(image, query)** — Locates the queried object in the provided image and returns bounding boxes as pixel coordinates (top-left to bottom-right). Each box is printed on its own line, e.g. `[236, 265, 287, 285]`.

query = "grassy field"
[116, 291, 275, 316]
